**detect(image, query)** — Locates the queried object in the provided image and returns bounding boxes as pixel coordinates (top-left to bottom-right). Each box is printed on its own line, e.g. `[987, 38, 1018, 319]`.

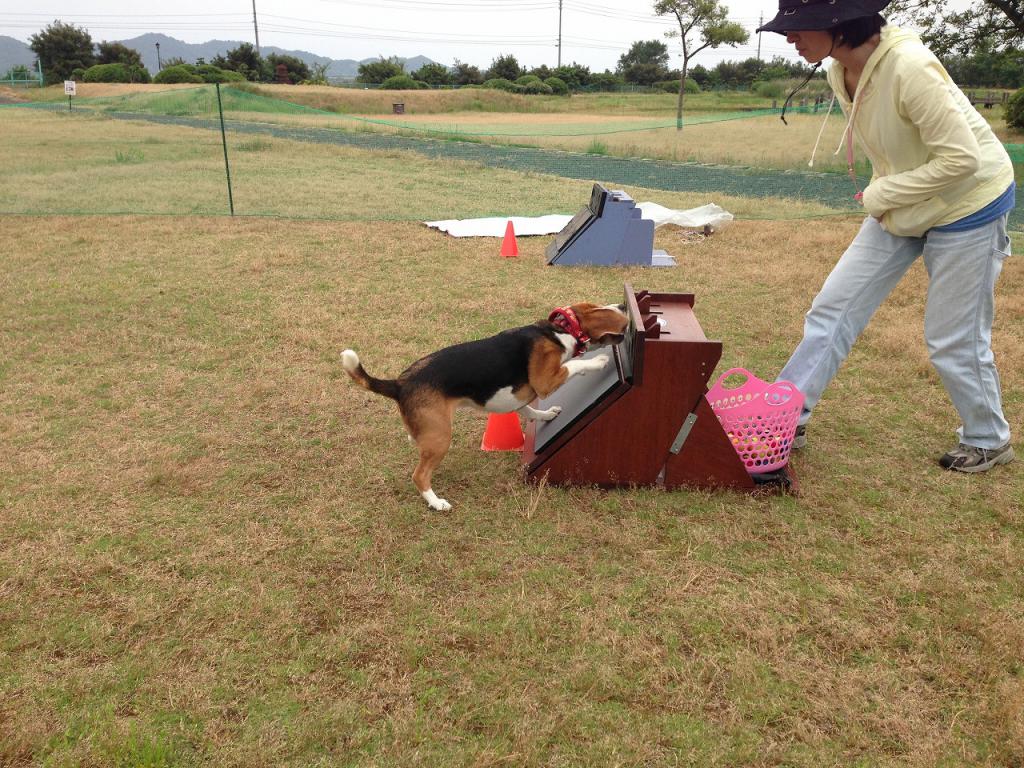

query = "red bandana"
[548, 307, 590, 357]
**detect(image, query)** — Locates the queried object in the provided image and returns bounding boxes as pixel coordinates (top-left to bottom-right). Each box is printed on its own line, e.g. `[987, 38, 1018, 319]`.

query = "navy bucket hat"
[756, 0, 891, 34]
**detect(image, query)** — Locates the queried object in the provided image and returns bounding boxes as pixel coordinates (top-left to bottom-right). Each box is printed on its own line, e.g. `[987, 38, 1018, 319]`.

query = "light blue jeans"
[779, 214, 1012, 449]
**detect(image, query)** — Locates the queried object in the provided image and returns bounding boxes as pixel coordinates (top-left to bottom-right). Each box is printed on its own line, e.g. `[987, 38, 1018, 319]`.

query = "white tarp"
[424, 214, 574, 238]
[425, 203, 733, 238]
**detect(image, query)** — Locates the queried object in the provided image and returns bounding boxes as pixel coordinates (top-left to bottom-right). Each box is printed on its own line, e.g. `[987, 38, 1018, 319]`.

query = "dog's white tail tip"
[341, 349, 360, 373]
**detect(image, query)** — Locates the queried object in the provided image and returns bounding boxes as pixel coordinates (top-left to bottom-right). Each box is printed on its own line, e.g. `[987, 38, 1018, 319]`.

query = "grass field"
[0, 109, 850, 221]
[12, 83, 1022, 176]
[1, 96, 1023, 767]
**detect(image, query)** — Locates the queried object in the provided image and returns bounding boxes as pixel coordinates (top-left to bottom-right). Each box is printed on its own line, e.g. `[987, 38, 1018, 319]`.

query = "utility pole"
[155, 41, 162, 71]
[756, 13, 763, 61]
[557, 0, 563, 68]
[252, 0, 261, 56]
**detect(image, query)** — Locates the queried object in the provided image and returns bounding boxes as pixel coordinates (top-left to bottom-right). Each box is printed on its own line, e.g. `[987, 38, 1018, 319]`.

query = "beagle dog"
[341, 302, 629, 511]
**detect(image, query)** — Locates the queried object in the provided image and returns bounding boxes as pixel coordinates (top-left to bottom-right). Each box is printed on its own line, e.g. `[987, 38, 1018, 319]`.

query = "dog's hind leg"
[407, 400, 456, 512]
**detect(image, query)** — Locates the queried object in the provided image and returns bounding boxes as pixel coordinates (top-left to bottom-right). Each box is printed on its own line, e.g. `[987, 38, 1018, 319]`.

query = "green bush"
[589, 72, 624, 91]
[380, 74, 422, 90]
[153, 65, 203, 84]
[1006, 87, 1024, 130]
[82, 62, 150, 83]
[515, 74, 542, 86]
[194, 64, 245, 83]
[754, 80, 785, 98]
[656, 78, 700, 94]
[544, 76, 569, 95]
[482, 78, 516, 92]
[522, 80, 553, 95]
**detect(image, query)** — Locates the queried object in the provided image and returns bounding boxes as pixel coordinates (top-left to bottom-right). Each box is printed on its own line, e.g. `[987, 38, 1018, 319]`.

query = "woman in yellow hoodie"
[759, 0, 1016, 472]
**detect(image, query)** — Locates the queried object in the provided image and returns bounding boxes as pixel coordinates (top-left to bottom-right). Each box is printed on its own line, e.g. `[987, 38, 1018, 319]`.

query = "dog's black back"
[401, 323, 560, 406]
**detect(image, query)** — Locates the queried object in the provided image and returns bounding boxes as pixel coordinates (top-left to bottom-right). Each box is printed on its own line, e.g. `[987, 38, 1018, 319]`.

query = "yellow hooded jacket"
[828, 25, 1014, 237]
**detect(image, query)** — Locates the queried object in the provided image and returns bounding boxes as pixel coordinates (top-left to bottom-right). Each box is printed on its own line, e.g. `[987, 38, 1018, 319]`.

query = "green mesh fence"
[3, 83, 1021, 232]
[10, 83, 844, 135]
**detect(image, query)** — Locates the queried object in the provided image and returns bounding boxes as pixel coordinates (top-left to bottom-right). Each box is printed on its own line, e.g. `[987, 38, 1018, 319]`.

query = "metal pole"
[557, 0, 563, 68]
[215, 83, 235, 216]
[756, 14, 763, 61]
[156, 42, 162, 71]
[252, 0, 261, 56]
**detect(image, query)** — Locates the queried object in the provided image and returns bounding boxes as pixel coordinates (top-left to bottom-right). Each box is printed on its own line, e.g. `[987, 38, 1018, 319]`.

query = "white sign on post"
[64, 80, 76, 96]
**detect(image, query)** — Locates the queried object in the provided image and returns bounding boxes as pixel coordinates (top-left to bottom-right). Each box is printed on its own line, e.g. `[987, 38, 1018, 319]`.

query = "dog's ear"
[573, 303, 629, 345]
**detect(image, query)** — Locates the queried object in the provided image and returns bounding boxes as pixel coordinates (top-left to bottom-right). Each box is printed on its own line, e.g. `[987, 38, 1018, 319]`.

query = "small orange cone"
[500, 219, 519, 257]
[480, 412, 524, 451]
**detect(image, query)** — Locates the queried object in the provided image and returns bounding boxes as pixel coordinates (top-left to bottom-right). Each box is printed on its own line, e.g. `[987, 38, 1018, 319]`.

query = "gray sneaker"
[939, 442, 1015, 473]
[791, 424, 807, 450]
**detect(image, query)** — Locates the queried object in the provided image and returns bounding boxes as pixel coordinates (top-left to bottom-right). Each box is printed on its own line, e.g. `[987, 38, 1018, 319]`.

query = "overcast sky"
[2, 0, 814, 72]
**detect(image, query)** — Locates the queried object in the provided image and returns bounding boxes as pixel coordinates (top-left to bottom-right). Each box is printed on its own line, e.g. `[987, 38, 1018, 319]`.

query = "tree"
[553, 62, 592, 90]
[589, 71, 625, 91]
[617, 40, 671, 85]
[942, 46, 1024, 87]
[96, 41, 144, 68]
[654, 0, 748, 129]
[356, 57, 404, 84]
[411, 62, 451, 86]
[485, 54, 522, 81]
[266, 53, 310, 84]
[888, 0, 1023, 55]
[451, 59, 483, 86]
[688, 63, 712, 89]
[211, 42, 267, 82]
[29, 20, 95, 84]
[307, 61, 330, 85]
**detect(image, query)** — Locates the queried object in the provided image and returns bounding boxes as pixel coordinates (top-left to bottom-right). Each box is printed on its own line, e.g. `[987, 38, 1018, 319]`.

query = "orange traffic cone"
[480, 412, 524, 451]
[500, 219, 519, 257]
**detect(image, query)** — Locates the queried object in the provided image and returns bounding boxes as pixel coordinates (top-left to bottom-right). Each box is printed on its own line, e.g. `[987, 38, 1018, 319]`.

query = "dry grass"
[1, 94, 1022, 766]
[16, 83, 1022, 174]
[0, 109, 846, 221]
[1, 204, 1022, 766]
[370, 110, 857, 172]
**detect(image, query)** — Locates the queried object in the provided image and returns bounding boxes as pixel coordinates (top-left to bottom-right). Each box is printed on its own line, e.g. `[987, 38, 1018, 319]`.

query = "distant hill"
[0, 31, 439, 82]
[0, 35, 35, 76]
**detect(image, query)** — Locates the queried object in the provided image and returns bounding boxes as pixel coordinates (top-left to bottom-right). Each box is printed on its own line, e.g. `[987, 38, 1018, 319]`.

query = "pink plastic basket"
[706, 367, 805, 474]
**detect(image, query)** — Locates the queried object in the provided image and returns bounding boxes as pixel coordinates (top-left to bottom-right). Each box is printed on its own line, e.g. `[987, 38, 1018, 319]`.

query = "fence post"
[215, 83, 235, 216]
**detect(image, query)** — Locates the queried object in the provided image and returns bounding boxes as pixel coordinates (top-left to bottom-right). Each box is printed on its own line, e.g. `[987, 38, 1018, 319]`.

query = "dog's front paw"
[539, 405, 562, 421]
[423, 489, 452, 512]
[591, 354, 610, 370]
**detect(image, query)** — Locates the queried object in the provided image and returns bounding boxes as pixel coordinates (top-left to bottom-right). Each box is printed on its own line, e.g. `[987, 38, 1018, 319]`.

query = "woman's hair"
[830, 14, 886, 48]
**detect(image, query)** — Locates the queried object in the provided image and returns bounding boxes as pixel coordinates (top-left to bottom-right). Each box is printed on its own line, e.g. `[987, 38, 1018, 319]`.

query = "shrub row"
[72, 62, 150, 83]
[153, 64, 246, 84]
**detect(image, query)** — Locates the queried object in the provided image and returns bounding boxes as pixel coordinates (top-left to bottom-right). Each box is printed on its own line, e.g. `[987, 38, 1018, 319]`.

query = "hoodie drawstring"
[833, 96, 864, 200]
[808, 91, 837, 168]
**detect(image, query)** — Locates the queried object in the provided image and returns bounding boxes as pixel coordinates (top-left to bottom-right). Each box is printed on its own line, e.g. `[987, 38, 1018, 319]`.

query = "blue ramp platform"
[546, 183, 675, 267]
